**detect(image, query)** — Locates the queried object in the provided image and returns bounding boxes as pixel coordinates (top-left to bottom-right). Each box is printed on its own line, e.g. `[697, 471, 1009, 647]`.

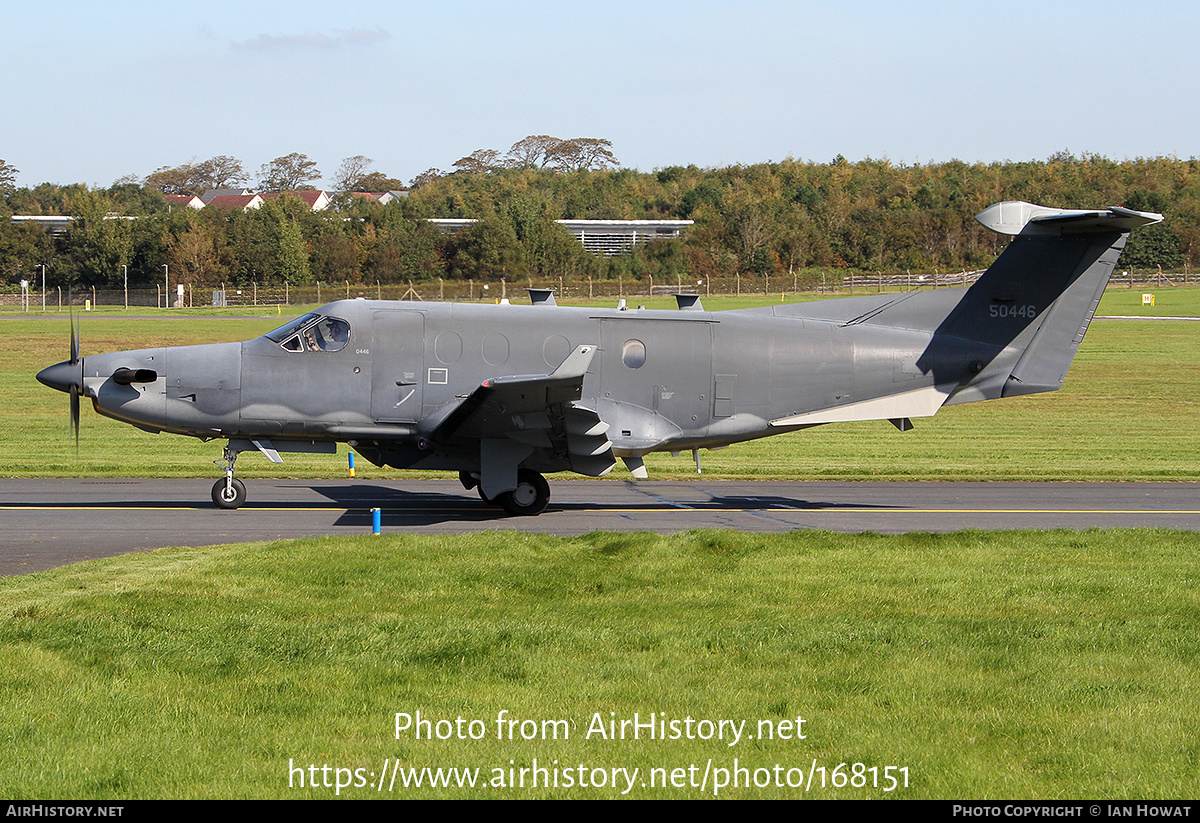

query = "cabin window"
[622, 339, 646, 369]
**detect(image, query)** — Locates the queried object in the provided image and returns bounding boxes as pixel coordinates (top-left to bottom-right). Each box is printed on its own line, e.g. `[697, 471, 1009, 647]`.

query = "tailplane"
[917, 201, 1161, 405]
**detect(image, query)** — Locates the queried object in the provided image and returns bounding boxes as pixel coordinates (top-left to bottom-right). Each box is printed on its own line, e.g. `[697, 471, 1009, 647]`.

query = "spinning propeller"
[36, 303, 159, 451]
[35, 307, 85, 450]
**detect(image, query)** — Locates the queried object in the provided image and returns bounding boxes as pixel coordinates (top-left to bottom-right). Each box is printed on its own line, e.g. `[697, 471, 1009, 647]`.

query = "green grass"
[5, 286, 1199, 481]
[2, 529, 1197, 798]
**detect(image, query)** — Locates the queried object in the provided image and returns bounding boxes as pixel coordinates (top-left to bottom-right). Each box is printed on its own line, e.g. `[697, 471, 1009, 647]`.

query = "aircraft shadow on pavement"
[707, 495, 902, 511]
[314, 484, 516, 527]
[304, 484, 904, 529]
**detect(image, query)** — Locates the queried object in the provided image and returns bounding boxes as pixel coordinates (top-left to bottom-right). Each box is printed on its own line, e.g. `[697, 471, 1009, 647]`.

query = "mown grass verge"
[2, 529, 1197, 798]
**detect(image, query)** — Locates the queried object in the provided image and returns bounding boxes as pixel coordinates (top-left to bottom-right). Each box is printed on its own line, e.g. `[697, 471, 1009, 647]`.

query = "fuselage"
[57, 295, 981, 476]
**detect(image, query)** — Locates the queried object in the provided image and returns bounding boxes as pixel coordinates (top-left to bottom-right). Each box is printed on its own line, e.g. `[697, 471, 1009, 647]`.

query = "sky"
[3, 0, 1198, 190]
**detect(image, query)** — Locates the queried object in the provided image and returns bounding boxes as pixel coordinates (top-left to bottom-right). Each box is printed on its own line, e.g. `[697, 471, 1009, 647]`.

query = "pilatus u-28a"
[37, 201, 1160, 514]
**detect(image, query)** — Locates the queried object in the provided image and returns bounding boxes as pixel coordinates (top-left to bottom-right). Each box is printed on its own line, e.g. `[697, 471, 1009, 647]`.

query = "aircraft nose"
[36, 360, 81, 394]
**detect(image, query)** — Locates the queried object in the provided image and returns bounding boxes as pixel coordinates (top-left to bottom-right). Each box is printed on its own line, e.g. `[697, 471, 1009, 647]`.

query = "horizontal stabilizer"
[770, 384, 956, 428]
[975, 201, 1162, 236]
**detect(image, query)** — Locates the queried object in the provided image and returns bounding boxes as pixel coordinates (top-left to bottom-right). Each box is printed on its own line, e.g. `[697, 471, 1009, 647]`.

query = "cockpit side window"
[266, 314, 351, 353]
[270, 314, 350, 352]
[303, 317, 351, 352]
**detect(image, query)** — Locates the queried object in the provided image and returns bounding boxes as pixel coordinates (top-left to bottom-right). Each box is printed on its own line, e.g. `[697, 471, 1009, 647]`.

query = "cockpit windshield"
[264, 313, 351, 352]
[265, 313, 320, 342]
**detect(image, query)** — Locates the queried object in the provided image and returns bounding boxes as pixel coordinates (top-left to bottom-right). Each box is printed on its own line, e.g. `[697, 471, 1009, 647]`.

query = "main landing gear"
[459, 468, 551, 516]
[212, 445, 247, 509]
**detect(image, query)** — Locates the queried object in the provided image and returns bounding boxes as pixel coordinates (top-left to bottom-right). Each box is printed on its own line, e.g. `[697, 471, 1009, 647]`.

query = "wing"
[420, 345, 616, 499]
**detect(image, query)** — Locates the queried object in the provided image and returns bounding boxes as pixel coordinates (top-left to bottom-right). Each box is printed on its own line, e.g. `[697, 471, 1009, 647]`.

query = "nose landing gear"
[212, 445, 246, 509]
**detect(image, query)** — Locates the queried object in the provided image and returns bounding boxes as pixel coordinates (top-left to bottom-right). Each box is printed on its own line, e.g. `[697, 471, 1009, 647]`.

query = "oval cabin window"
[622, 339, 646, 369]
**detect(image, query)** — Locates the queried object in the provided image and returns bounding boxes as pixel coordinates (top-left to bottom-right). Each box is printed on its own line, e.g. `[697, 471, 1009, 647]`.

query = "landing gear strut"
[459, 470, 494, 503]
[212, 445, 247, 509]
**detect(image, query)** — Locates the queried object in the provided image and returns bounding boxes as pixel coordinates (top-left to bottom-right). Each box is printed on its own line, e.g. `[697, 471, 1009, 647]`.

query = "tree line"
[1, 148, 1195, 293]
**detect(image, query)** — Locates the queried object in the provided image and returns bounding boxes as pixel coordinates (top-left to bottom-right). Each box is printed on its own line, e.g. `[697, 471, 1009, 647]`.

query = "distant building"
[427, 218, 694, 256]
[200, 188, 253, 204]
[199, 189, 331, 211]
[205, 194, 264, 212]
[165, 194, 204, 210]
[349, 190, 409, 205]
[260, 190, 332, 211]
[558, 220, 694, 256]
[9, 215, 73, 235]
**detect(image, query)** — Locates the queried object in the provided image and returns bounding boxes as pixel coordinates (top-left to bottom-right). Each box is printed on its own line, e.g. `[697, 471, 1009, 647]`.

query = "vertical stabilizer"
[931, 202, 1161, 404]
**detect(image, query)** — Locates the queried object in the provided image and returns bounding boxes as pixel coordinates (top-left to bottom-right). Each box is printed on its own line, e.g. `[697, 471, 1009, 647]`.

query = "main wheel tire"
[212, 478, 247, 509]
[498, 470, 550, 516]
[459, 470, 479, 491]
[477, 486, 495, 504]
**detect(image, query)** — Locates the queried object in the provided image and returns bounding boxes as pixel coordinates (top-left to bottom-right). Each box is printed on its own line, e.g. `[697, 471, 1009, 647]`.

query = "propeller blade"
[69, 288, 79, 365]
[70, 384, 80, 453]
[68, 291, 82, 452]
[70, 314, 79, 365]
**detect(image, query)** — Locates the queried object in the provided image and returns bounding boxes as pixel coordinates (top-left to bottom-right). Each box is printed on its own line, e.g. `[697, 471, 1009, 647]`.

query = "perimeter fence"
[1, 267, 1194, 310]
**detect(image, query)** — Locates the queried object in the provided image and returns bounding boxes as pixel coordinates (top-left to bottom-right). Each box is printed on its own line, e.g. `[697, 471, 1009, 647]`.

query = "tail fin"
[923, 201, 1161, 405]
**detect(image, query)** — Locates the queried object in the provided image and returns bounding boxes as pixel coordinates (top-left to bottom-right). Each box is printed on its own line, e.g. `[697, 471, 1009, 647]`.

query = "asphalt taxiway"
[2, 478, 1197, 575]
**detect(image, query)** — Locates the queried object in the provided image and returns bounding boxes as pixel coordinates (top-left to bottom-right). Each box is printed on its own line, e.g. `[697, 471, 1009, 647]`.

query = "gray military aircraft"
[37, 200, 1160, 515]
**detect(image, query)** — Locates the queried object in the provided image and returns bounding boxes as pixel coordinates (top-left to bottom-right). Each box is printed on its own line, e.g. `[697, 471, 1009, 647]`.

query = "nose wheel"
[212, 445, 247, 509]
[212, 477, 247, 509]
